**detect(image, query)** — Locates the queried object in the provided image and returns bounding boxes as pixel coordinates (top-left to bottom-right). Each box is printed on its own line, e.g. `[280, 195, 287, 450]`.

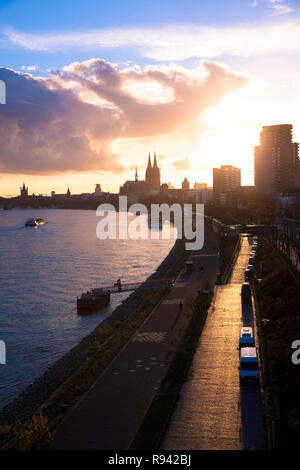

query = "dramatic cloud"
[0, 59, 248, 174]
[2, 19, 299, 60]
[173, 156, 191, 171]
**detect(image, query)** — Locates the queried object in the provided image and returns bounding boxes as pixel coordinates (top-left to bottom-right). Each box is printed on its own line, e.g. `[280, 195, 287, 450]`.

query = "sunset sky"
[1, 0, 300, 196]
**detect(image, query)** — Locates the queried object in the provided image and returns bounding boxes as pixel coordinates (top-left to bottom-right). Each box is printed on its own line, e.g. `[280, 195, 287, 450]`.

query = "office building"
[213, 165, 241, 204]
[254, 124, 300, 196]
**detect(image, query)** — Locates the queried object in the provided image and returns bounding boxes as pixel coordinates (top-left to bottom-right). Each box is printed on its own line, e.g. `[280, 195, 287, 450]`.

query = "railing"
[92, 278, 174, 295]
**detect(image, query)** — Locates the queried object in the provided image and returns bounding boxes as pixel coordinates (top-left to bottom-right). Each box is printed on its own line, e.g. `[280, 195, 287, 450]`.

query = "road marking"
[132, 331, 167, 343]
[192, 254, 219, 257]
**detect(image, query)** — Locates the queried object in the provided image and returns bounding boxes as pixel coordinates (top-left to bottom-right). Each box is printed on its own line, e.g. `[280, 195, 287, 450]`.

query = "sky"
[1, 0, 300, 196]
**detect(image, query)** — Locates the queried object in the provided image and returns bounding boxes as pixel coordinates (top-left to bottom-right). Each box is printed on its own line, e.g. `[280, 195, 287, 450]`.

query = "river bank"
[0, 237, 187, 446]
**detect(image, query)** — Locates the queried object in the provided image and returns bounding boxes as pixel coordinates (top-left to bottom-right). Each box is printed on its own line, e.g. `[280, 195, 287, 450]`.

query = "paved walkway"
[51, 226, 219, 449]
[163, 236, 266, 450]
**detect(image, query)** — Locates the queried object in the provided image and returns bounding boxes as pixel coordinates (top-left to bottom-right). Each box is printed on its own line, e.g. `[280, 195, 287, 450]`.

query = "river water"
[0, 209, 176, 410]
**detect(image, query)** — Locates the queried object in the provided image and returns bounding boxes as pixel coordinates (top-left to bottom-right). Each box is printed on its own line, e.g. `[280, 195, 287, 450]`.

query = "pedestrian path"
[163, 236, 266, 450]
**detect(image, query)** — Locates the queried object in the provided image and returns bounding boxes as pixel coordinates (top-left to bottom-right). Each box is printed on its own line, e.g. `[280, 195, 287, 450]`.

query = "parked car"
[244, 265, 255, 280]
[241, 282, 252, 303]
[244, 269, 252, 280]
[239, 347, 259, 383]
[237, 327, 255, 354]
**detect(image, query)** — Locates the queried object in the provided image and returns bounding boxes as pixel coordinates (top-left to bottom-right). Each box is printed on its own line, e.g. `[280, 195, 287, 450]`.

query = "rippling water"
[0, 209, 176, 410]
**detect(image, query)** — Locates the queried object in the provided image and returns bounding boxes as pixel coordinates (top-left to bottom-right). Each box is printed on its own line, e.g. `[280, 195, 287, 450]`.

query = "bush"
[13, 414, 52, 450]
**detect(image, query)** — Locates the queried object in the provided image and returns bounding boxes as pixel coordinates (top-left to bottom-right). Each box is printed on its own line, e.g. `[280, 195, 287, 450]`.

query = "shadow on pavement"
[240, 383, 266, 449]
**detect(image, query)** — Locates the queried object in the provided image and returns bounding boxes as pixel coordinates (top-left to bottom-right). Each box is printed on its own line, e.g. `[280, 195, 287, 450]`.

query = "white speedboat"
[25, 217, 46, 226]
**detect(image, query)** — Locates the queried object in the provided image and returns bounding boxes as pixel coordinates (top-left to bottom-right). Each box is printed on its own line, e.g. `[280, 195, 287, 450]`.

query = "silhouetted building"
[194, 182, 207, 190]
[66, 187, 71, 197]
[182, 177, 190, 190]
[230, 186, 257, 208]
[254, 124, 300, 197]
[213, 165, 241, 204]
[119, 166, 147, 196]
[20, 183, 28, 197]
[145, 152, 160, 191]
[120, 154, 161, 195]
[94, 184, 102, 196]
[145, 152, 160, 190]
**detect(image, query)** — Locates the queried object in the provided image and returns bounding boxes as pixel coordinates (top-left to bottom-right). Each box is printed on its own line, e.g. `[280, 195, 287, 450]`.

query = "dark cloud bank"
[0, 60, 248, 174]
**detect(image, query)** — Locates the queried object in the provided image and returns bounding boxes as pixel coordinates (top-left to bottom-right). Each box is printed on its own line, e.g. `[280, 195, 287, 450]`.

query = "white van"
[237, 327, 255, 355]
[239, 347, 259, 383]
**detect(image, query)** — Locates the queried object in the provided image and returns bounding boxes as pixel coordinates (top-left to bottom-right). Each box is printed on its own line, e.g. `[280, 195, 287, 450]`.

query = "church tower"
[20, 183, 28, 197]
[145, 152, 161, 190]
[145, 153, 152, 184]
[152, 152, 161, 190]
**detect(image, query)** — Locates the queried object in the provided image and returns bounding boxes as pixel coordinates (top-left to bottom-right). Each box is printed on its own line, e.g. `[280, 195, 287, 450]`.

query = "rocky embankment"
[0, 239, 185, 426]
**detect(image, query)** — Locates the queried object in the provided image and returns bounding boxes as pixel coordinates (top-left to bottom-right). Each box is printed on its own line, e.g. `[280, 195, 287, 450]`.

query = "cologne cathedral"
[120, 153, 161, 195]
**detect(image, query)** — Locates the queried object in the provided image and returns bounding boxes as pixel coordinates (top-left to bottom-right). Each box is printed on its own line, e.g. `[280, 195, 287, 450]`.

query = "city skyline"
[1, 0, 300, 196]
[3, 121, 300, 199]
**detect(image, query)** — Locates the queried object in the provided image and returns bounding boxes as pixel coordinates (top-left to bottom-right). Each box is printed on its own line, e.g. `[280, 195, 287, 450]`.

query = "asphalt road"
[51, 226, 219, 450]
[162, 235, 266, 450]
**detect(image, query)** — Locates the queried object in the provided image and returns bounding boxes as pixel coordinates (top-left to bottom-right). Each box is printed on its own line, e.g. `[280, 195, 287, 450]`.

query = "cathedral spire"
[153, 152, 158, 168]
[135, 166, 138, 181]
[147, 152, 152, 169]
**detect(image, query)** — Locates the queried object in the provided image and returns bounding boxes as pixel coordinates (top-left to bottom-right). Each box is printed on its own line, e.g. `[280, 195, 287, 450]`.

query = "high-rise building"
[254, 124, 300, 197]
[213, 165, 241, 204]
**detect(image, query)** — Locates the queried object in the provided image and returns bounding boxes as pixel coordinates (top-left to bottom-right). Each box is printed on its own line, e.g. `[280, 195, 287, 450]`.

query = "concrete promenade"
[51, 226, 219, 449]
